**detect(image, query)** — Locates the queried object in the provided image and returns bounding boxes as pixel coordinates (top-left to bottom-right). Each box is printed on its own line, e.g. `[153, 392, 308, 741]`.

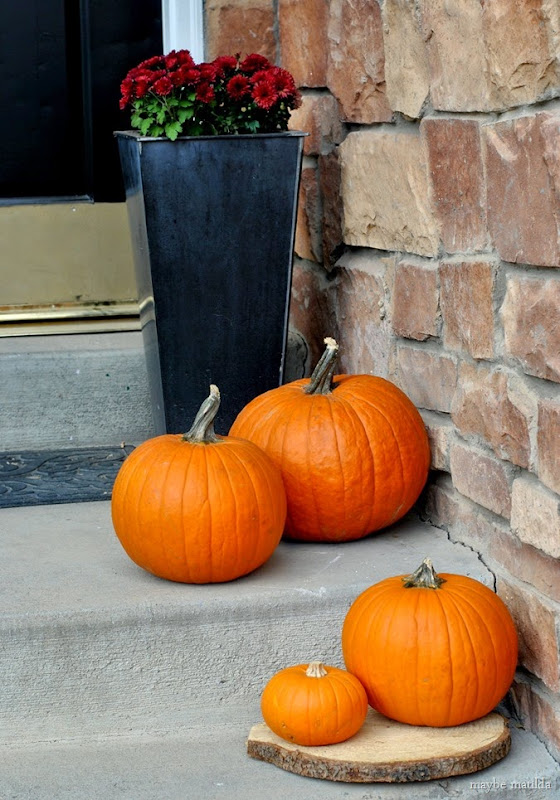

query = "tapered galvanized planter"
[116, 130, 305, 434]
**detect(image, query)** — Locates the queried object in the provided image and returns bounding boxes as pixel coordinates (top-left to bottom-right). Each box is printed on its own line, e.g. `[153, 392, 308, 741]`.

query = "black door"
[0, 0, 162, 202]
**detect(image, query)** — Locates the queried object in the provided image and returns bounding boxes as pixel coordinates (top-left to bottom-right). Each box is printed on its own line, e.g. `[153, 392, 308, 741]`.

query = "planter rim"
[114, 129, 308, 142]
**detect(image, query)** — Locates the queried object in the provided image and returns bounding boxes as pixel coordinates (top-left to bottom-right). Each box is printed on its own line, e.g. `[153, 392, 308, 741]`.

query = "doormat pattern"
[0, 447, 134, 509]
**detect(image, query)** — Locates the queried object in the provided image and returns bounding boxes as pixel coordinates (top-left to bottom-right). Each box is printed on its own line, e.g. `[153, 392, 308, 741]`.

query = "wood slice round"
[247, 708, 511, 783]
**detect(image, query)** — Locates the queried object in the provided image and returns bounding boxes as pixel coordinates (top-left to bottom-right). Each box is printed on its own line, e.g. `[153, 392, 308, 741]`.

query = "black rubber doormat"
[0, 447, 133, 508]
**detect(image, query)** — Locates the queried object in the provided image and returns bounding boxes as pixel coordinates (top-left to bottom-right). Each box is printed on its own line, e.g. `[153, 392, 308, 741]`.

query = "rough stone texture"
[512, 679, 560, 765]
[497, 577, 560, 693]
[339, 129, 440, 257]
[391, 257, 439, 341]
[318, 152, 344, 271]
[279, 0, 329, 87]
[495, 538, 560, 607]
[420, 410, 451, 472]
[422, 117, 488, 253]
[538, 398, 560, 495]
[294, 163, 322, 263]
[326, 0, 392, 123]
[285, 327, 310, 382]
[511, 475, 560, 559]
[420, 0, 560, 111]
[420, 0, 490, 111]
[482, 0, 559, 109]
[542, 110, 560, 207]
[452, 363, 532, 469]
[543, 0, 560, 69]
[426, 478, 560, 603]
[288, 92, 345, 156]
[289, 258, 333, 372]
[501, 276, 560, 383]
[382, 0, 430, 119]
[449, 442, 513, 519]
[329, 250, 394, 378]
[483, 113, 560, 268]
[439, 258, 495, 359]
[205, 1, 276, 62]
[423, 475, 460, 528]
[393, 345, 457, 412]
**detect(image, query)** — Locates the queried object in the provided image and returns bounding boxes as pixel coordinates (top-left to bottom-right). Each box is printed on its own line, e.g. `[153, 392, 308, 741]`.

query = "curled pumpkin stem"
[183, 384, 221, 444]
[306, 661, 328, 678]
[304, 337, 339, 395]
[402, 557, 446, 589]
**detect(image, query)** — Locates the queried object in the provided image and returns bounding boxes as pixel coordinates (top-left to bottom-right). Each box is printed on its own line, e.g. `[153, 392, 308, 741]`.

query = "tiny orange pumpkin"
[342, 558, 518, 727]
[261, 661, 368, 746]
[111, 385, 287, 583]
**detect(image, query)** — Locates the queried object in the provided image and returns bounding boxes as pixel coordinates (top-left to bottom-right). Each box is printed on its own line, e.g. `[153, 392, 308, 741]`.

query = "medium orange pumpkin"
[111, 385, 287, 583]
[261, 661, 368, 746]
[229, 337, 430, 542]
[342, 558, 519, 727]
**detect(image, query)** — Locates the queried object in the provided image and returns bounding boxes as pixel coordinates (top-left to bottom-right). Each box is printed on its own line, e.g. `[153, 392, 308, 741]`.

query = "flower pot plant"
[115, 50, 306, 434]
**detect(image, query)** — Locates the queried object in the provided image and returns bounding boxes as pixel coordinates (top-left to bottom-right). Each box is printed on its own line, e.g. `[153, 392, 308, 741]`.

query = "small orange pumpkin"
[111, 385, 287, 583]
[342, 558, 518, 727]
[261, 661, 368, 746]
[230, 337, 430, 542]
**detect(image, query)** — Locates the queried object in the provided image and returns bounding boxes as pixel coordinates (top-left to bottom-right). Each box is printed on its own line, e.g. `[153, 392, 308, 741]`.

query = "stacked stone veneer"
[205, 0, 560, 759]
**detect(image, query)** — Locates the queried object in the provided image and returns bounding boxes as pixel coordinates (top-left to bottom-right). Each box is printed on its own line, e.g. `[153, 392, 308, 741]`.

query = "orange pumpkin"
[261, 661, 368, 746]
[229, 337, 430, 542]
[342, 558, 518, 727]
[111, 385, 287, 583]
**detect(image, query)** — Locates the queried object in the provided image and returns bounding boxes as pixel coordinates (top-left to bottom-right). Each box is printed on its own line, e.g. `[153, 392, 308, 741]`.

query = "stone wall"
[205, 0, 560, 759]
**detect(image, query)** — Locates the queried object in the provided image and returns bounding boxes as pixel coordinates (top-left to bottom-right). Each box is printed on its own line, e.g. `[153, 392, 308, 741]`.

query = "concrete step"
[1, 501, 559, 797]
[1, 501, 493, 745]
[0, 332, 154, 451]
[2, 719, 559, 799]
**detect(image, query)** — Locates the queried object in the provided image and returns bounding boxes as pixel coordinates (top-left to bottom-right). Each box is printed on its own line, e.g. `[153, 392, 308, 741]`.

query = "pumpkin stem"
[182, 385, 221, 444]
[304, 337, 339, 395]
[306, 661, 328, 678]
[402, 558, 446, 589]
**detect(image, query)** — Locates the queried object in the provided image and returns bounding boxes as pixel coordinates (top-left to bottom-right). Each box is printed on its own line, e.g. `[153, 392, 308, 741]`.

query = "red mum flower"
[134, 77, 152, 99]
[177, 49, 195, 67]
[213, 55, 238, 77]
[137, 55, 165, 71]
[270, 67, 297, 99]
[252, 77, 278, 110]
[239, 53, 272, 74]
[199, 62, 218, 82]
[180, 67, 201, 85]
[226, 74, 250, 100]
[196, 82, 215, 103]
[170, 64, 199, 88]
[249, 68, 274, 85]
[164, 50, 180, 70]
[119, 77, 134, 108]
[145, 68, 166, 85]
[152, 76, 174, 96]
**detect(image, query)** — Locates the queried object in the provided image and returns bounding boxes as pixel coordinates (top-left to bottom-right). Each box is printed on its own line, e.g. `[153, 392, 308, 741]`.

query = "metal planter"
[116, 130, 305, 434]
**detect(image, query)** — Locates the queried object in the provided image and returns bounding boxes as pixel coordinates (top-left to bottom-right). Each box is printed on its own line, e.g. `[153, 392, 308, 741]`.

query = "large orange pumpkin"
[229, 337, 430, 542]
[111, 385, 287, 583]
[342, 558, 518, 727]
[261, 661, 368, 746]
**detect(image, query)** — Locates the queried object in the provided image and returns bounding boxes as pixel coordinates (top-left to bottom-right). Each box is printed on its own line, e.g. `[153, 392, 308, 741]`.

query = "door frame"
[162, 0, 204, 62]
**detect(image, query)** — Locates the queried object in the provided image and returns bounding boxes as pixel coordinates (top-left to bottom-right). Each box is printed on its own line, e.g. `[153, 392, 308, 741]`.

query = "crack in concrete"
[442, 526, 498, 592]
